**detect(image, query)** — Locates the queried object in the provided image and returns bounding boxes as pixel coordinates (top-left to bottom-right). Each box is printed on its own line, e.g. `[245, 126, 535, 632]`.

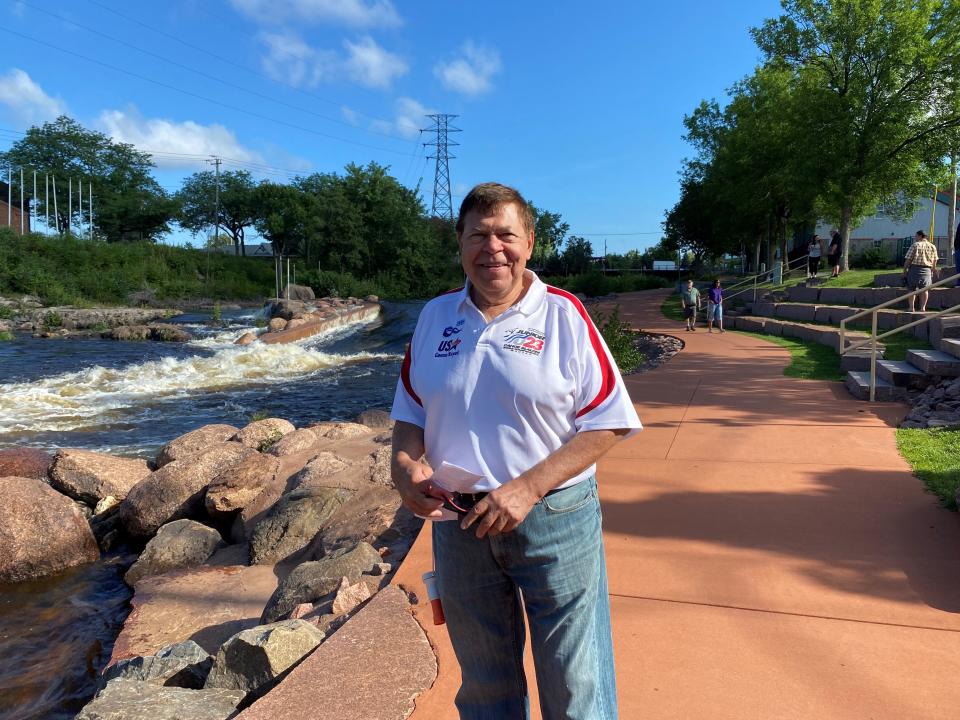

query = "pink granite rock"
[0, 448, 53, 481]
[49, 449, 151, 505]
[155, 424, 239, 468]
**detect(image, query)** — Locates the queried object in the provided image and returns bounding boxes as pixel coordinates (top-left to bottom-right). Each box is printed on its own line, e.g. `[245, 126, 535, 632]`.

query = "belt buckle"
[444, 491, 486, 518]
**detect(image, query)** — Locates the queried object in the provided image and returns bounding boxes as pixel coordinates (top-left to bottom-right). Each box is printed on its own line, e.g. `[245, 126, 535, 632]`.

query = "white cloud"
[258, 33, 407, 89]
[231, 0, 400, 28]
[343, 36, 407, 88]
[96, 107, 265, 169]
[341, 106, 360, 125]
[434, 42, 501, 97]
[0, 68, 67, 126]
[368, 97, 433, 139]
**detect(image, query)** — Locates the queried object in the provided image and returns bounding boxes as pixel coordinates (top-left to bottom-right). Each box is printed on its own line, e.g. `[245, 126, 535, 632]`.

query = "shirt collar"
[457, 270, 545, 318]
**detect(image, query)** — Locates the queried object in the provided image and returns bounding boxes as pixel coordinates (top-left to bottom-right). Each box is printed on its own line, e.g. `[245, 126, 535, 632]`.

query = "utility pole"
[19, 167, 24, 235]
[6, 166, 11, 229]
[89, 183, 93, 240]
[422, 114, 461, 221]
[208, 156, 222, 252]
[949, 153, 957, 269]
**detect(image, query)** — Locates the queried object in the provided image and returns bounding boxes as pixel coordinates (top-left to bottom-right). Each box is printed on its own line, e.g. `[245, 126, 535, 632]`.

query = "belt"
[444, 486, 567, 517]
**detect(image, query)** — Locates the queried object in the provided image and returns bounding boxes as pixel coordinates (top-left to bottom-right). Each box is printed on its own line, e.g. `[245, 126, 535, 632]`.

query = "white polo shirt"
[391, 271, 642, 492]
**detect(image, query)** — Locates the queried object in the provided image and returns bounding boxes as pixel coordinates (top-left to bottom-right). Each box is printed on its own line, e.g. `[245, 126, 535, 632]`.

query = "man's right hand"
[392, 455, 445, 519]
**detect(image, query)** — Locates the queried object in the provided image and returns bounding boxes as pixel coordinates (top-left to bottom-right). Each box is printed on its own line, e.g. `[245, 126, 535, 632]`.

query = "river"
[0, 301, 420, 719]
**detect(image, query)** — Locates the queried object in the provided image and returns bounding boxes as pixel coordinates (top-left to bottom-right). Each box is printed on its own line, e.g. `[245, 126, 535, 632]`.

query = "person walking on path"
[390, 182, 642, 720]
[807, 235, 824, 278]
[681, 279, 700, 332]
[902, 230, 939, 312]
[706, 279, 724, 333]
[827, 230, 843, 278]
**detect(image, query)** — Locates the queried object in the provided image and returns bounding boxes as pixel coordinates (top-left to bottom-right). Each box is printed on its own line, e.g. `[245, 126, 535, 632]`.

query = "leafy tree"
[253, 182, 317, 258]
[0, 116, 175, 242]
[529, 205, 569, 268]
[561, 235, 594, 274]
[177, 170, 258, 256]
[753, 0, 960, 269]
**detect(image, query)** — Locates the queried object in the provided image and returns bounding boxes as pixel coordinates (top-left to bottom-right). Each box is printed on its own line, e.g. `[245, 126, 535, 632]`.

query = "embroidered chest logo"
[503, 328, 546, 356]
[436, 319, 465, 358]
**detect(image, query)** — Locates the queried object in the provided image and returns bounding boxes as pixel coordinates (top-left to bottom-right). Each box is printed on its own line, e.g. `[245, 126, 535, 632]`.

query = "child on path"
[681, 279, 700, 332]
[707, 279, 724, 333]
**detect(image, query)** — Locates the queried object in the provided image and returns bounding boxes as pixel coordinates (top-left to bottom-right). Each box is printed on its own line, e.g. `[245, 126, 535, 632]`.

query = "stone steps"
[905, 349, 960, 376]
[751, 301, 938, 339]
[844, 371, 905, 401]
[873, 266, 957, 287]
[941, 338, 960, 359]
[731, 316, 880, 356]
[785, 284, 960, 310]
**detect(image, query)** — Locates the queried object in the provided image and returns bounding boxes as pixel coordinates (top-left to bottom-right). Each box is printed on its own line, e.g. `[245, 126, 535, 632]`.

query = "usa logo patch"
[503, 328, 546, 356]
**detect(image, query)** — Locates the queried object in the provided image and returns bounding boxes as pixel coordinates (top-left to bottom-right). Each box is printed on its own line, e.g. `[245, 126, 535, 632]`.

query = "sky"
[0, 0, 783, 254]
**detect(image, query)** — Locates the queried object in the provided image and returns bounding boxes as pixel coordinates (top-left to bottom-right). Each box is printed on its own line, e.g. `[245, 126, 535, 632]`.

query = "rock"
[95, 495, 119, 515]
[367, 445, 392, 486]
[264, 428, 319, 457]
[204, 619, 325, 700]
[0, 476, 99, 583]
[100, 640, 212, 689]
[285, 317, 309, 331]
[0, 448, 53, 481]
[156, 424, 239, 468]
[128, 289, 159, 308]
[49, 449, 152, 505]
[305, 486, 408, 559]
[289, 602, 314, 620]
[235, 332, 257, 346]
[267, 318, 286, 332]
[232, 419, 296, 451]
[353, 408, 393, 430]
[110, 565, 280, 664]
[234, 587, 436, 720]
[370, 562, 392, 576]
[106, 325, 152, 341]
[205, 453, 281, 516]
[363, 294, 379, 303]
[149, 323, 193, 343]
[260, 542, 382, 623]
[267, 300, 306, 321]
[76, 679, 243, 720]
[118, 443, 257, 538]
[308, 422, 372, 440]
[125, 520, 224, 587]
[280, 284, 316, 303]
[330, 577, 371, 616]
[290, 452, 350, 485]
[249, 486, 351, 565]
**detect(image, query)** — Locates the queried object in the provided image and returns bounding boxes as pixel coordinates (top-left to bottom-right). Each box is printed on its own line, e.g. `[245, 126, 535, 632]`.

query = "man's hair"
[456, 182, 534, 236]
[916, 230, 927, 238]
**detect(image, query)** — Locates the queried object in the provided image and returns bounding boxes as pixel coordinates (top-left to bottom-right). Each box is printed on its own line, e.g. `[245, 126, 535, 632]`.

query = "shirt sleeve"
[904, 244, 916, 266]
[572, 310, 643, 438]
[390, 320, 427, 429]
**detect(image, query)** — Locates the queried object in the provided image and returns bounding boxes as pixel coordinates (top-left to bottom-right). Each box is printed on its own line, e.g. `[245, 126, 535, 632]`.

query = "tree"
[177, 170, 258, 256]
[561, 236, 594, 274]
[529, 205, 569, 268]
[0, 116, 175, 242]
[253, 182, 317, 258]
[753, 0, 960, 269]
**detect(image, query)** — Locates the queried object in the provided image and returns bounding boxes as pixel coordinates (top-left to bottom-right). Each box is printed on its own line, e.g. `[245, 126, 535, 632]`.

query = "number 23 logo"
[522, 337, 544, 351]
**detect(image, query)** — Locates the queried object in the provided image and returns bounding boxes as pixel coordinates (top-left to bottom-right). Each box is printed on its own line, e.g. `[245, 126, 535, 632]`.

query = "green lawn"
[896, 429, 960, 510]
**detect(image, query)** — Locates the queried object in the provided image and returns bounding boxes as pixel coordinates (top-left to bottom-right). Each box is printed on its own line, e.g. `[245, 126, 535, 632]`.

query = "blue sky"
[0, 0, 782, 253]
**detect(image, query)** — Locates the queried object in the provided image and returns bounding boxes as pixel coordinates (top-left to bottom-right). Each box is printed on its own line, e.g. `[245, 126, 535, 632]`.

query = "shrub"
[0, 331, 13, 341]
[591, 305, 644, 373]
[0, 306, 12, 319]
[43, 311, 63, 328]
[854, 246, 891, 269]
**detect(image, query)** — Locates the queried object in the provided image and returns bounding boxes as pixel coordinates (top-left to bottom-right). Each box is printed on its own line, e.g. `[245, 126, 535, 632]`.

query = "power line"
[423, 114, 460, 221]
[571, 231, 662, 236]
[0, 27, 419, 158]
[83, 0, 398, 128]
[20, 1, 409, 144]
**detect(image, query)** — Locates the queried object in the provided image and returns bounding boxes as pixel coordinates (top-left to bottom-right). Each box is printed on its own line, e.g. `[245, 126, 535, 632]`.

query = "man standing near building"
[827, 229, 843, 278]
[903, 230, 938, 312]
[391, 182, 641, 719]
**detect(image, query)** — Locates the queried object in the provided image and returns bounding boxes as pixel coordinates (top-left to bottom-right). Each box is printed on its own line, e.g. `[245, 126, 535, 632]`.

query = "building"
[0, 181, 31, 235]
[815, 190, 960, 264]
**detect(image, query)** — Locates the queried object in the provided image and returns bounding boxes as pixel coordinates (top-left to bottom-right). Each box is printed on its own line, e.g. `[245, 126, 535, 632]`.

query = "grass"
[733, 331, 846, 381]
[896, 428, 960, 510]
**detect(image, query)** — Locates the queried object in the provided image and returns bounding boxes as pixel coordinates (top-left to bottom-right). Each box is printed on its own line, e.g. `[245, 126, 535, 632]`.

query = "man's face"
[458, 203, 534, 304]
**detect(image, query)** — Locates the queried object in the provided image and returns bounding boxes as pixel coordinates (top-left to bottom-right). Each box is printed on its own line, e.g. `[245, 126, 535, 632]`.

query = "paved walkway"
[393, 288, 960, 719]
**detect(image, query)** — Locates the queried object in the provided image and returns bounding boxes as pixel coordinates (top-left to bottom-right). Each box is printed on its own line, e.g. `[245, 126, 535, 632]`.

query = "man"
[391, 182, 641, 719]
[902, 230, 938, 312]
[828, 229, 843, 278]
[681, 279, 700, 331]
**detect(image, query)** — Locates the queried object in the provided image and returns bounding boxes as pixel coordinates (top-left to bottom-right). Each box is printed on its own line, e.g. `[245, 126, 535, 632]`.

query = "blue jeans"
[432, 477, 617, 720]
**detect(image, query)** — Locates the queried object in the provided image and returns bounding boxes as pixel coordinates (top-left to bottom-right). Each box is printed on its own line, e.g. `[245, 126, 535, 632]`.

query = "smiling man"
[391, 182, 642, 719]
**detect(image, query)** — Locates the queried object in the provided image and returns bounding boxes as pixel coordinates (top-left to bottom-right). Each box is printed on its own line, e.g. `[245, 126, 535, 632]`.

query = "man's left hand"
[461, 480, 539, 538]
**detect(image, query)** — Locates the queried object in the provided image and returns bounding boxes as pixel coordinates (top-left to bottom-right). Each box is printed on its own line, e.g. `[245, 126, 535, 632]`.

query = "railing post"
[869, 312, 878, 403]
[753, 273, 758, 303]
[839, 321, 846, 356]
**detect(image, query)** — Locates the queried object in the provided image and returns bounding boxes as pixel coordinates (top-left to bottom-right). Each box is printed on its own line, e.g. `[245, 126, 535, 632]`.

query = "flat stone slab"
[876, 360, 928, 389]
[844, 371, 905, 401]
[905, 349, 960, 376]
[260, 303, 380, 345]
[237, 586, 436, 720]
[940, 338, 960, 359]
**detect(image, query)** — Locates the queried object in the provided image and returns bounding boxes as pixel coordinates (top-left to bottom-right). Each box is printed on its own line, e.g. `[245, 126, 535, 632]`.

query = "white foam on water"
[0, 342, 401, 434]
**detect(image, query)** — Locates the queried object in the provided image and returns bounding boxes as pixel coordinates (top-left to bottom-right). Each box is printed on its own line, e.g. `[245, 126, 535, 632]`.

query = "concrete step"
[874, 267, 957, 287]
[844, 371, 906, 401]
[733, 316, 883, 356]
[876, 360, 929, 389]
[941, 338, 960, 359]
[752, 301, 939, 339]
[905, 349, 960, 376]
[784, 284, 960, 310]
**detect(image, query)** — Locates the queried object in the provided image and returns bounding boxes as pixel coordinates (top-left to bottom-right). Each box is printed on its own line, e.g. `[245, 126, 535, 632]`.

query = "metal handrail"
[838, 270, 960, 402]
[722, 253, 811, 306]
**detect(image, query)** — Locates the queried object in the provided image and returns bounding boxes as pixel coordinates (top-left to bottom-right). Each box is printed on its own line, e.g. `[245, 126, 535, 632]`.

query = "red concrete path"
[393, 288, 960, 719]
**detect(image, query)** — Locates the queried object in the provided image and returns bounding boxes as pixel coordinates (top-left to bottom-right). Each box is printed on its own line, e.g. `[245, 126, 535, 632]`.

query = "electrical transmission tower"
[423, 114, 461, 220]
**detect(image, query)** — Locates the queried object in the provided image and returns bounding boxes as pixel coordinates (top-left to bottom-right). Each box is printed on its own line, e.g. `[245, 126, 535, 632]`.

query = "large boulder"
[304, 486, 411, 559]
[279, 284, 316, 303]
[308, 422, 372, 441]
[100, 640, 212, 689]
[118, 443, 257, 538]
[124, 520, 224, 587]
[0, 448, 53, 481]
[49, 450, 152, 505]
[149, 323, 192, 342]
[249, 486, 351, 565]
[353, 409, 393, 430]
[204, 620, 325, 700]
[0, 476, 99, 583]
[264, 429, 320, 457]
[260, 542, 382, 623]
[266, 300, 306, 321]
[205, 453, 281, 517]
[232, 419, 296, 451]
[76, 680, 243, 720]
[155, 424, 239, 468]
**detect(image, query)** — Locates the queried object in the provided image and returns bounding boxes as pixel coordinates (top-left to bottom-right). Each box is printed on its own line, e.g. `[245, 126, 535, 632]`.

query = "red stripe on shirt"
[546, 286, 616, 418]
[401, 341, 423, 407]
